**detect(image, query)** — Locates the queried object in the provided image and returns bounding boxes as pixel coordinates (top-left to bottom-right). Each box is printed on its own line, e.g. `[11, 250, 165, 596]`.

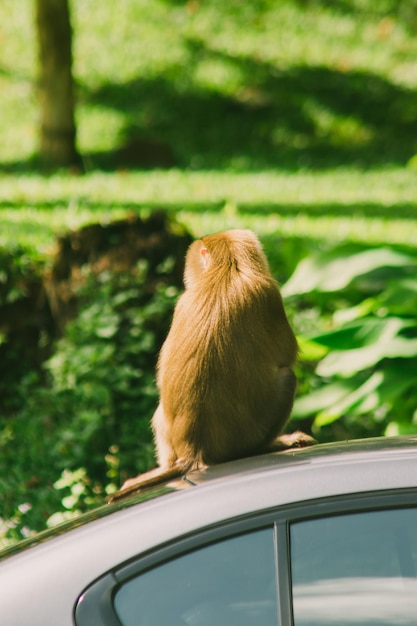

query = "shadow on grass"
[2, 43, 417, 173]
[82, 40, 417, 171]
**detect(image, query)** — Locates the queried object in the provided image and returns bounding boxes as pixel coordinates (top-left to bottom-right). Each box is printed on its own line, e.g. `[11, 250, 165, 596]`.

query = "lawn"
[1, 0, 416, 256]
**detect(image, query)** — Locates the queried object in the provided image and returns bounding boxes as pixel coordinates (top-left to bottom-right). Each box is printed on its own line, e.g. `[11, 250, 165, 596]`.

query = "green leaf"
[47, 511, 80, 528]
[311, 317, 410, 351]
[292, 380, 356, 418]
[94, 313, 120, 339]
[62, 494, 79, 510]
[380, 278, 417, 316]
[53, 468, 87, 490]
[314, 372, 384, 426]
[377, 362, 417, 404]
[283, 246, 414, 296]
[95, 325, 118, 339]
[318, 335, 417, 377]
[385, 422, 417, 437]
[112, 289, 139, 306]
[333, 298, 377, 324]
[297, 336, 329, 361]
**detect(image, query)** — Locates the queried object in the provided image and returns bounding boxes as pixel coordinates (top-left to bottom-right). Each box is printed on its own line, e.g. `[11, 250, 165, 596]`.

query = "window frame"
[75, 487, 417, 626]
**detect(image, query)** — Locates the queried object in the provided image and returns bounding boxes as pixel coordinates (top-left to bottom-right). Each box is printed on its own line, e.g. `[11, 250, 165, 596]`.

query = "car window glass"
[114, 527, 278, 626]
[290, 507, 417, 626]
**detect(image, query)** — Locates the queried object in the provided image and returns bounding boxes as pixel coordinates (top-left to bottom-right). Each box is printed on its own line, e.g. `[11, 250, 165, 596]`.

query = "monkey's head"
[183, 229, 270, 289]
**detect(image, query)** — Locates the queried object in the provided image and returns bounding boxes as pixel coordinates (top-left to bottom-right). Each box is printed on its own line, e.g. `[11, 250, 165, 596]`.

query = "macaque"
[111, 229, 313, 501]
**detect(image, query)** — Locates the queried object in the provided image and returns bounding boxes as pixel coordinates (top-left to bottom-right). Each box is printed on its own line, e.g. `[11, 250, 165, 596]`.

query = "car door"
[76, 490, 417, 626]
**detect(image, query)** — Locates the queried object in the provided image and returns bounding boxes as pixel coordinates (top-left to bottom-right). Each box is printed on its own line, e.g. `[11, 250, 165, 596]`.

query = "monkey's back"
[157, 266, 297, 466]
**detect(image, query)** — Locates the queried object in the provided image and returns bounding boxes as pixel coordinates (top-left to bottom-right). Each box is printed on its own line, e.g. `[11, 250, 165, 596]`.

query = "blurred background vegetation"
[1, 0, 416, 543]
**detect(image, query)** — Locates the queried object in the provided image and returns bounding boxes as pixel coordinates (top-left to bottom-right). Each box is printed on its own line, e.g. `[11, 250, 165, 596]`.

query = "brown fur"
[110, 230, 312, 503]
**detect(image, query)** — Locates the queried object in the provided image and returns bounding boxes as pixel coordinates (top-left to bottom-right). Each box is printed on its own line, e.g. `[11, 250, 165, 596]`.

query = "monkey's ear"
[200, 247, 210, 269]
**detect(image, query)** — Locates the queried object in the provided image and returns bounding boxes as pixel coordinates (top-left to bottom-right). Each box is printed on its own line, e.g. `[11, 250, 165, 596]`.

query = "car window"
[290, 507, 417, 626]
[114, 527, 278, 626]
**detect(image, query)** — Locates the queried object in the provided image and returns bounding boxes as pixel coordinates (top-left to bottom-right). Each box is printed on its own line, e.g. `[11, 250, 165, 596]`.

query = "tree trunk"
[35, 0, 79, 167]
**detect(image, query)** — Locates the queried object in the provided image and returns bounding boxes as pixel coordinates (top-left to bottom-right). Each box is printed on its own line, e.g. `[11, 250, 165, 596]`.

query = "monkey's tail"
[108, 461, 192, 504]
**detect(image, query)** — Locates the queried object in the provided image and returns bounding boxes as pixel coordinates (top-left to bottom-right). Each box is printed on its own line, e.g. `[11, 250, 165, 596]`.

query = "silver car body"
[1, 436, 417, 625]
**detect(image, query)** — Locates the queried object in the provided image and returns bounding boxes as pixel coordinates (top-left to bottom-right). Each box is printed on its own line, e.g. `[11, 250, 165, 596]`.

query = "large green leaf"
[314, 372, 384, 426]
[294, 362, 416, 425]
[311, 317, 413, 351]
[315, 364, 415, 423]
[318, 336, 417, 376]
[292, 380, 356, 419]
[283, 247, 414, 296]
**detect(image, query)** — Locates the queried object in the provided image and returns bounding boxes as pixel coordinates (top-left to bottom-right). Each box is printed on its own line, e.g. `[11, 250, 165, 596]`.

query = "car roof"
[2, 436, 417, 626]
[3, 434, 417, 558]
[185, 434, 417, 484]
[3, 435, 417, 553]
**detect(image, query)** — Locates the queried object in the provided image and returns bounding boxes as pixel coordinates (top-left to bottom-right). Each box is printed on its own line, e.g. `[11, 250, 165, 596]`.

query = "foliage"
[285, 244, 417, 441]
[45, 262, 179, 480]
[1, 0, 417, 543]
[0, 260, 178, 541]
[0, 245, 43, 306]
[0, 245, 49, 415]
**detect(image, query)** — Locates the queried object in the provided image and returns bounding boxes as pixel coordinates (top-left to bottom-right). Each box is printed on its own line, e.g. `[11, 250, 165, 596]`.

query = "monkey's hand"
[268, 431, 317, 452]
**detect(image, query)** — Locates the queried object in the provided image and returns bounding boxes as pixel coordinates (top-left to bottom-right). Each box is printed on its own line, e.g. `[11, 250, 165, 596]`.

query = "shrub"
[284, 244, 417, 441]
[0, 259, 178, 539]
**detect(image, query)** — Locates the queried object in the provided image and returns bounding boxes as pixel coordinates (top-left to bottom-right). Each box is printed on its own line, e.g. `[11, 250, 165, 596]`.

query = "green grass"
[1, 169, 416, 254]
[0, 0, 416, 256]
